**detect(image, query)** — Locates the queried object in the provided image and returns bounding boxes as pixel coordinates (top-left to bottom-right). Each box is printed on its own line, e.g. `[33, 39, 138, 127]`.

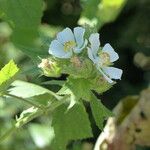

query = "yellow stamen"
[99, 52, 110, 66]
[64, 41, 76, 51]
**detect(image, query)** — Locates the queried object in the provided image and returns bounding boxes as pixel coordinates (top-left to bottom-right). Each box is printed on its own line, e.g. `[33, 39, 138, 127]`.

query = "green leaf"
[51, 103, 93, 150]
[28, 93, 57, 106]
[8, 80, 60, 106]
[90, 76, 113, 94]
[58, 77, 92, 101]
[0, 0, 44, 57]
[0, 60, 19, 94]
[97, 0, 127, 25]
[78, 0, 100, 26]
[8, 80, 58, 98]
[79, 0, 127, 28]
[90, 93, 113, 130]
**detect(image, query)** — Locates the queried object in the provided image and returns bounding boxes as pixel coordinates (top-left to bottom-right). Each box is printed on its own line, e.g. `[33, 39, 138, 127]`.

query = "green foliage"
[58, 77, 92, 102]
[0, 0, 45, 57]
[90, 76, 113, 93]
[8, 80, 62, 107]
[90, 93, 113, 129]
[0, 60, 19, 95]
[9, 80, 58, 99]
[79, 0, 127, 28]
[97, 0, 127, 25]
[51, 103, 93, 150]
[58, 76, 112, 107]
[79, 0, 100, 26]
[0, 0, 144, 149]
[55, 76, 113, 149]
[61, 57, 95, 79]
[0, 71, 113, 150]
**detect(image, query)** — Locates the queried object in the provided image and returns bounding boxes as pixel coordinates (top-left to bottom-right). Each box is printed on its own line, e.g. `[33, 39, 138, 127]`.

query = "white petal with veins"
[89, 33, 100, 55]
[49, 40, 72, 58]
[102, 43, 119, 62]
[74, 27, 85, 48]
[57, 28, 75, 44]
[103, 67, 123, 80]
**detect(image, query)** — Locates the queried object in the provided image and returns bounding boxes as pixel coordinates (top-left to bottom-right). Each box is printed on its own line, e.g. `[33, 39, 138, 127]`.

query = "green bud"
[62, 56, 96, 79]
[90, 75, 114, 93]
[38, 58, 61, 77]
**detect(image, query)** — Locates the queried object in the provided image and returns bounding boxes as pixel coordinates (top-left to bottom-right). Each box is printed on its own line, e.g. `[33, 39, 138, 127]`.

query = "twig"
[0, 95, 70, 142]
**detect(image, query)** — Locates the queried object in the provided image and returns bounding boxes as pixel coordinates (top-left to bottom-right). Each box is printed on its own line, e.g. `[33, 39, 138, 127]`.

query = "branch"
[0, 95, 69, 142]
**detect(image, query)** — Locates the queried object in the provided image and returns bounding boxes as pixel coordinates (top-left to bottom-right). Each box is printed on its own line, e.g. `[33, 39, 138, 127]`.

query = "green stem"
[0, 95, 70, 142]
[47, 95, 70, 112]
[5, 93, 45, 110]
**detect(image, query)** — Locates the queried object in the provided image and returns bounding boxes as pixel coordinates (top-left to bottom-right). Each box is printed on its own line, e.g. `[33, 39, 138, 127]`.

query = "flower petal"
[89, 33, 100, 55]
[74, 39, 87, 53]
[74, 27, 85, 48]
[49, 40, 72, 58]
[57, 28, 75, 44]
[87, 47, 97, 63]
[102, 67, 123, 80]
[102, 43, 119, 62]
[98, 68, 114, 83]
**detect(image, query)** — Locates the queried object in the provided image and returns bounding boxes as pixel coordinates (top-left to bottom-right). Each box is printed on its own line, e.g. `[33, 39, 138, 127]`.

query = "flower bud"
[38, 58, 61, 77]
[90, 75, 113, 93]
[62, 56, 96, 78]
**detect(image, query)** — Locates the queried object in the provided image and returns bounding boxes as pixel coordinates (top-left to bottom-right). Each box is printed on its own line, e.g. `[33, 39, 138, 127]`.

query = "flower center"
[64, 41, 76, 51]
[99, 52, 110, 66]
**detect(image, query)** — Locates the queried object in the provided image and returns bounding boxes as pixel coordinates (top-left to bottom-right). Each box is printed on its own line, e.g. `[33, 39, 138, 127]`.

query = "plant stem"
[47, 95, 70, 112]
[0, 95, 70, 142]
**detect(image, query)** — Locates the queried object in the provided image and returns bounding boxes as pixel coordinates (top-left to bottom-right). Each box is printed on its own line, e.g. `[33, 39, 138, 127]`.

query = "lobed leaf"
[90, 93, 113, 130]
[8, 80, 61, 105]
[58, 77, 92, 101]
[51, 103, 93, 150]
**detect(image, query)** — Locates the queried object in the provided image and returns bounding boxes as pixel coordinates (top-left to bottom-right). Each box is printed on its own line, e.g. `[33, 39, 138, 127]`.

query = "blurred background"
[0, 0, 150, 150]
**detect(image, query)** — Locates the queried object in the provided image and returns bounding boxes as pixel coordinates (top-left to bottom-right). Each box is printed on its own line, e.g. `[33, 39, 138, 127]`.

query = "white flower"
[49, 27, 87, 58]
[87, 33, 123, 83]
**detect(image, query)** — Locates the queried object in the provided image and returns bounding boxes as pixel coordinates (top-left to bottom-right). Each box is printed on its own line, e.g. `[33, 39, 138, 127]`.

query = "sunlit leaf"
[8, 80, 58, 99]
[79, 0, 127, 28]
[0, 60, 19, 95]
